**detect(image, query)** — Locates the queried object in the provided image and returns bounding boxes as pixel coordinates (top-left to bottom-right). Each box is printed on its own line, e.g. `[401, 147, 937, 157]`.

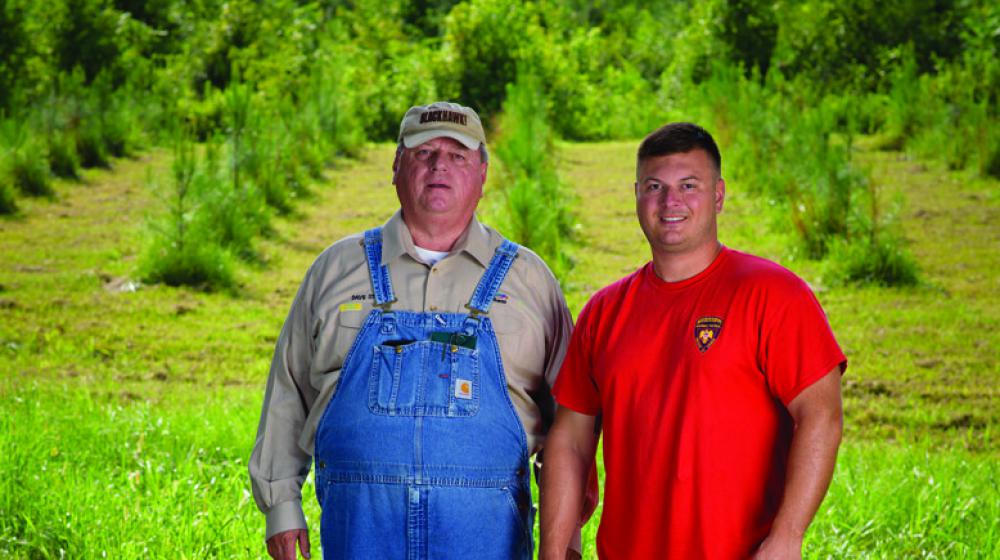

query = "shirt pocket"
[311, 306, 369, 377]
[367, 339, 481, 418]
[489, 312, 545, 380]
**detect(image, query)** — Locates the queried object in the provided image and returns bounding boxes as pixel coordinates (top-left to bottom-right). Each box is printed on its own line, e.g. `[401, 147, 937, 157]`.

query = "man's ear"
[391, 147, 402, 185]
[715, 177, 726, 213]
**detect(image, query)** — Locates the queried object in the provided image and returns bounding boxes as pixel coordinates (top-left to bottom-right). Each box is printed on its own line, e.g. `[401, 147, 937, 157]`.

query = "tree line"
[1, 0, 996, 288]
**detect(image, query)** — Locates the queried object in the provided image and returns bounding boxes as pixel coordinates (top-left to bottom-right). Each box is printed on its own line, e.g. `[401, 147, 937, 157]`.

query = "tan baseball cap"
[398, 101, 486, 150]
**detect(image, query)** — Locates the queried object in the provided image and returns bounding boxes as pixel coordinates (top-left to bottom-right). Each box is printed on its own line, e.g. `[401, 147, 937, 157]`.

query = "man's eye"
[682, 183, 696, 190]
[647, 183, 662, 191]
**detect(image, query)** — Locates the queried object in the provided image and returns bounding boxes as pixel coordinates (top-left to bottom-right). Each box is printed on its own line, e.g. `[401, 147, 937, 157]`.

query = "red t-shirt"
[553, 247, 846, 559]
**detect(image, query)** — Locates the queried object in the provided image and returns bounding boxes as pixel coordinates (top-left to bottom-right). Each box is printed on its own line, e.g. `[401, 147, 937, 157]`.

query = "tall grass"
[807, 442, 1000, 556]
[488, 70, 577, 283]
[3, 381, 995, 558]
[0, 382, 274, 558]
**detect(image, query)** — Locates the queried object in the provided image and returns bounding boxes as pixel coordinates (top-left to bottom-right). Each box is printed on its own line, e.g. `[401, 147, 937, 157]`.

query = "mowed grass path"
[1, 143, 997, 557]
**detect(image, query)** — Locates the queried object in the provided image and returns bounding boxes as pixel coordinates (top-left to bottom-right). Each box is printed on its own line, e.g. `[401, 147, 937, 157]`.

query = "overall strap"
[362, 228, 397, 309]
[466, 239, 520, 315]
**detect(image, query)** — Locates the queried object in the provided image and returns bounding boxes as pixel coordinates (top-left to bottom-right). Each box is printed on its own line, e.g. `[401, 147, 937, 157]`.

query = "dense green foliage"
[1, 0, 996, 286]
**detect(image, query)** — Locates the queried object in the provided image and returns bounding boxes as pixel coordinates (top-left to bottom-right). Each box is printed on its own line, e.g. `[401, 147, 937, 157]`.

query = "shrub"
[0, 119, 52, 197]
[47, 132, 80, 179]
[0, 179, 16, 214]
[307, 47, 367, 158]
[981, 124, 1000, 179]
[36, 81, 83, 179]
[193, 135, 265, 262]
[244, 125, 291, 214]
[572, 62, 663, 140]
[140, 234, 236, 291]
[488, 70, 576, 283]
[139, 135, 235, 291]
[441, 0, 539, 119]
[822, 155, 919, 287]
[76, 117, 110, 168]
[824, 234, 920, 287]
[877, 52, 921, 151]
[782, 104, 863, 259]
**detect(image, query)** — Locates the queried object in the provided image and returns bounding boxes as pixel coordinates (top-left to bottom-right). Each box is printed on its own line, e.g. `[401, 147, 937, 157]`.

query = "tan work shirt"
[249, 211, 573, 539]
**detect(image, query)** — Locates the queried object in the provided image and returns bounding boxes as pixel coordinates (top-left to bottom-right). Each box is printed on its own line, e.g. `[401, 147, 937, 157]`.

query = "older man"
[540, 122, 846, 559]
[249, 102, 574, 560]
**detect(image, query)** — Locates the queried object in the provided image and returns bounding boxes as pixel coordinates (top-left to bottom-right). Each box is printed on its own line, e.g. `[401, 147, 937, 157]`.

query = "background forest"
[1, 0, 998, 558]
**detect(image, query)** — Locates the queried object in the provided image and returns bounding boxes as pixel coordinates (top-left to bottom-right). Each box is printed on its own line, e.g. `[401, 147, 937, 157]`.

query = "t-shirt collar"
[645, 245, 731, 291]
[381, 210, 493, 268]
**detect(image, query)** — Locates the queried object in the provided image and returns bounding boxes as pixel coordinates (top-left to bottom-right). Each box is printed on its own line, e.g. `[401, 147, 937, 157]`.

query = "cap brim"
[402, 130, 481, 150]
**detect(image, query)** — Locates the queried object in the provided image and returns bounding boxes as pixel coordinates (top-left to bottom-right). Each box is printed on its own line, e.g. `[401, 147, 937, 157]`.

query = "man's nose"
[662, 186, 682, 207]
[429, 152, 446, 171]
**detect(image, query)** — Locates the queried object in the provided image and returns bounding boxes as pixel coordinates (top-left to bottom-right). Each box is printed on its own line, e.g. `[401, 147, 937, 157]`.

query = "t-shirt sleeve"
[552, 298, 603, 416]
[758, 278, 847, 406]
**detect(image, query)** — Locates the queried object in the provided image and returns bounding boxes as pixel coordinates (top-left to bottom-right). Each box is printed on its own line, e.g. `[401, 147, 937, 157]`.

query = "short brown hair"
[637, 122, 721, 174]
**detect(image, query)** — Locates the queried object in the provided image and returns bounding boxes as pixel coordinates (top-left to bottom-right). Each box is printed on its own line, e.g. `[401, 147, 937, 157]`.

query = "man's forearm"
[768, 410, 842, 540]
[539, 410, 598, 560]
[539, 444, 590, 558]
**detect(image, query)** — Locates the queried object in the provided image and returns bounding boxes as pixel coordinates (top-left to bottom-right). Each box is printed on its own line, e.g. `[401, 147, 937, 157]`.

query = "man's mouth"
[426, 182, 450, 189]
[661, 216, 686, 223]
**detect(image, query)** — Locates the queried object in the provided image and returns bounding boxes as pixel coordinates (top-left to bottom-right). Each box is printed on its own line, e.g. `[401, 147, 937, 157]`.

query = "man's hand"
[752, 532, 802, 560]
[266, 529, 311, 560]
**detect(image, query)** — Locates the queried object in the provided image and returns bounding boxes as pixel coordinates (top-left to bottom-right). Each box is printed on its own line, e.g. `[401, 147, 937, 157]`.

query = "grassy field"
[1, 142, 998, 558]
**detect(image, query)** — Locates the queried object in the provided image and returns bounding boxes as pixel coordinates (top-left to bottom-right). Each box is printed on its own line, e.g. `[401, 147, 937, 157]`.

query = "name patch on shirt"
[694, 316, 723, 353]
[339, 302, 363, 312]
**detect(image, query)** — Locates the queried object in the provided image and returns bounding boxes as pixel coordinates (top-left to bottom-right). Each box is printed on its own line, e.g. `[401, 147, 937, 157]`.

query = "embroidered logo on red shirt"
[694, 316, 723, 353]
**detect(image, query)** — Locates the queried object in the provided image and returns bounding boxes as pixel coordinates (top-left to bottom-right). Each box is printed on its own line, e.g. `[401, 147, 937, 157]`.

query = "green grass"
[808, 443, 1000, 557]
[1, 142, 997, 557]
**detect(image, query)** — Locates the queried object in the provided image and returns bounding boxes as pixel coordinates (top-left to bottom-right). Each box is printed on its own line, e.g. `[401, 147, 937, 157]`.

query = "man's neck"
[651, 242, 723, 283]
[403, 212, 472, 252]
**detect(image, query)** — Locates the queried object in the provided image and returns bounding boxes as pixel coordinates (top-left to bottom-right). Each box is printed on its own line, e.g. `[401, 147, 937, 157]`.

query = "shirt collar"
[381, 210, 495, 268]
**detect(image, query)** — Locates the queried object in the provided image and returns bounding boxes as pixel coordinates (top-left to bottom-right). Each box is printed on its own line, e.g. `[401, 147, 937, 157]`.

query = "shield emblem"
[694, 316, 723, 353]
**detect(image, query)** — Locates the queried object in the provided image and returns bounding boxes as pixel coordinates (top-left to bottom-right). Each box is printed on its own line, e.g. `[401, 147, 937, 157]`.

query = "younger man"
[540, 122, 846, 559]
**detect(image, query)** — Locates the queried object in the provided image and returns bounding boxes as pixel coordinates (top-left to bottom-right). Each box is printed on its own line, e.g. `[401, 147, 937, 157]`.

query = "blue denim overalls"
[314, 227, 533, 559]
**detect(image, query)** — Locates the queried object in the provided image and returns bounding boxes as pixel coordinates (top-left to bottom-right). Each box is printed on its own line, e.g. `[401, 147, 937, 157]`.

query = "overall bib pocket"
[368, 339, 481, 417]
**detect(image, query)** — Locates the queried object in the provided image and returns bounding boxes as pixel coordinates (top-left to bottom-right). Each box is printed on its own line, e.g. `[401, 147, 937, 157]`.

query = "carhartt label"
[339, 302, 363, 312]
[455, 379, 473, 399]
